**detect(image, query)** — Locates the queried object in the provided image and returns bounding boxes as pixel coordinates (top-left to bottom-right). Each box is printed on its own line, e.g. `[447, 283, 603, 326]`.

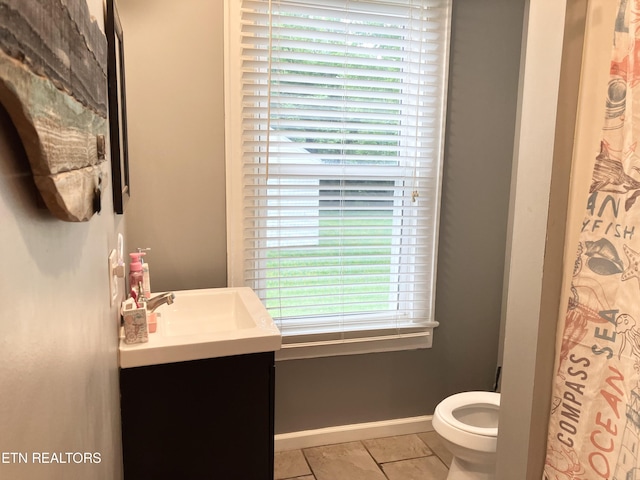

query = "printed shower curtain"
[544, 1, 640, 479]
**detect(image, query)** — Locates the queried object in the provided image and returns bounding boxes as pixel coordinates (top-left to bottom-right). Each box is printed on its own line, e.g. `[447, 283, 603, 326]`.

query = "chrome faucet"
[146, 292, 175, 312]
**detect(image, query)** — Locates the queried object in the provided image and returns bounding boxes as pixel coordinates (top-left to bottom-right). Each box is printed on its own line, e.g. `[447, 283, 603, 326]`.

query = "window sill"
[275, 329, 435, 361]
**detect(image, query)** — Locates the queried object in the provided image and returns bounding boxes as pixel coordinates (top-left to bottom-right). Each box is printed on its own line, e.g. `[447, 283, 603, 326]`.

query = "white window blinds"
[226, 0, 451, 347]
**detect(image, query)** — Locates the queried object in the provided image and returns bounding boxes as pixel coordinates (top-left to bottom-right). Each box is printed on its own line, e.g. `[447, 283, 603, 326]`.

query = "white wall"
[0, 1, 124, 478]
[497, 0, 618, 477]
[497, 1, 568, 475]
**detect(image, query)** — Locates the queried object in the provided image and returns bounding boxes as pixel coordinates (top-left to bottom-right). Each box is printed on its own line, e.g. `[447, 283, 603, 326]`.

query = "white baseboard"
[274, 415, 433, 452]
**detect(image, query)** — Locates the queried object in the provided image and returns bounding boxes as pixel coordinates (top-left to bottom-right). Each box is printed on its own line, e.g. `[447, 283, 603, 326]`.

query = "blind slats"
[234, 0, 450, 339]
[242, 162, 434, 175]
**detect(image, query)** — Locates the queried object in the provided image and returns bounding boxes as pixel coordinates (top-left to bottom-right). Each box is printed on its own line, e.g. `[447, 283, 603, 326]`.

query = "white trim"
[274, 415, 434, 452]
[276, 330, 433, 361]
[223, 0, 245, 286]
[225, 0, 449, 338]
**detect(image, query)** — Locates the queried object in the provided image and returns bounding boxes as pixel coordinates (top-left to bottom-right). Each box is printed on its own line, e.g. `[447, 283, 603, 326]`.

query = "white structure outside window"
[224, 0, 451, 358]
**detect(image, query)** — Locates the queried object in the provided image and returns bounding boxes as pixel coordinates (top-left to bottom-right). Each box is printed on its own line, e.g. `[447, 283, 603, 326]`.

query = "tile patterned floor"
[275, 432, 452, 480]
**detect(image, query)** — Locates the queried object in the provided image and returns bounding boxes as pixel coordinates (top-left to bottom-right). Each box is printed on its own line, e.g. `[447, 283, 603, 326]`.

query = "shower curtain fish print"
[544, 1, 640, 479]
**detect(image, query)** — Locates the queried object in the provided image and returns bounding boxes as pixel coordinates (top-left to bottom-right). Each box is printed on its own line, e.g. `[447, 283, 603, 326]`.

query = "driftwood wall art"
[0, 0, 109, 221]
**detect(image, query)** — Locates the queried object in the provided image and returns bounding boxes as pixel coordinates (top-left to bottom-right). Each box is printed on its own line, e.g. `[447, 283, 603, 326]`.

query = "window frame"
[224, 0, 450, 359]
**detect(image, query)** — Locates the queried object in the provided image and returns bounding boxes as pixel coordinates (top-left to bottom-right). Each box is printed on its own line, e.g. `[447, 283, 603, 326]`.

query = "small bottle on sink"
[137, 248, 152, 298]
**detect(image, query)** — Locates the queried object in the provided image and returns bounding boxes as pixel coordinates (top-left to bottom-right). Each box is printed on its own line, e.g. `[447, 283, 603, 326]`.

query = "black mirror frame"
[106, 0, 130, 214]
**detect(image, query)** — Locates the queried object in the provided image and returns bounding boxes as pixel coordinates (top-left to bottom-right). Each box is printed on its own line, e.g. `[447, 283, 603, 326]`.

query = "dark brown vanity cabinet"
[119, 352, 275, 480]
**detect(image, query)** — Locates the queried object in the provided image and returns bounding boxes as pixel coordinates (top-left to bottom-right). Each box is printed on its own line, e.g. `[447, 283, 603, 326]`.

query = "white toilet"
[432, 391, 500, 480]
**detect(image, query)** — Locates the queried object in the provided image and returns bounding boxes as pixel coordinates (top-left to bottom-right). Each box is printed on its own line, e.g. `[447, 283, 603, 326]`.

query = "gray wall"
[121, 0, 227, 293]
[121, 0, 525, 434]
[0, 2, 124, 477]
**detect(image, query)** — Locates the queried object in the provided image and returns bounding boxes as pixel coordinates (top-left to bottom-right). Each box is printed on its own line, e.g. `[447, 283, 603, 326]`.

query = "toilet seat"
[436, 391, 500, 437]
[431, 392, 500, 474]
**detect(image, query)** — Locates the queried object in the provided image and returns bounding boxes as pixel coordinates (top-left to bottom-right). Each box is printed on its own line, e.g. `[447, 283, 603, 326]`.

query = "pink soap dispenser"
[128, 253, 144, 297]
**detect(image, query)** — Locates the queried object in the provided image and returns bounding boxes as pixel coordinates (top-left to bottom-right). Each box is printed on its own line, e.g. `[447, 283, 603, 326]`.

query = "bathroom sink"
[162, 289, 258, 337]
[119, 287, 281, 368]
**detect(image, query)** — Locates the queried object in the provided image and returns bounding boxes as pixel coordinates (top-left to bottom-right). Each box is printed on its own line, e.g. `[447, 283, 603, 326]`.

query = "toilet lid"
[435, 391, 500, 437]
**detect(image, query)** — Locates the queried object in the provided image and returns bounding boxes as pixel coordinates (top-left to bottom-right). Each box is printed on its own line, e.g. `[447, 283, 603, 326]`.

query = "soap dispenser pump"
[137, 248, 151, 298]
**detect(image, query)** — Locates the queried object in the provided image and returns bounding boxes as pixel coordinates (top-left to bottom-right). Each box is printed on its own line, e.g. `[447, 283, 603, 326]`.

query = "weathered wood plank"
[34, 163, 108, 221]
[0, 0, 107, 117]
[0, 0, 109, 222]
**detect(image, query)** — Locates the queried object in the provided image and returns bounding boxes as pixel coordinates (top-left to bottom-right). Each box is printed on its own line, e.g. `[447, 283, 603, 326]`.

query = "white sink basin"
[162, 289, 258, 337]
[119, 287, 281, 368]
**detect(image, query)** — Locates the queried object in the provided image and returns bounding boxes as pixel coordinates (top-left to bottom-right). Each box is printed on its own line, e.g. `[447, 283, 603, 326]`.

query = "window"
[225, 0, 451, 357]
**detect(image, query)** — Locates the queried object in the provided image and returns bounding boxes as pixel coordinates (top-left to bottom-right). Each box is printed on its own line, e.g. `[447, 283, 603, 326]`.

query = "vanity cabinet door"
[120, 351, 275, 480]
